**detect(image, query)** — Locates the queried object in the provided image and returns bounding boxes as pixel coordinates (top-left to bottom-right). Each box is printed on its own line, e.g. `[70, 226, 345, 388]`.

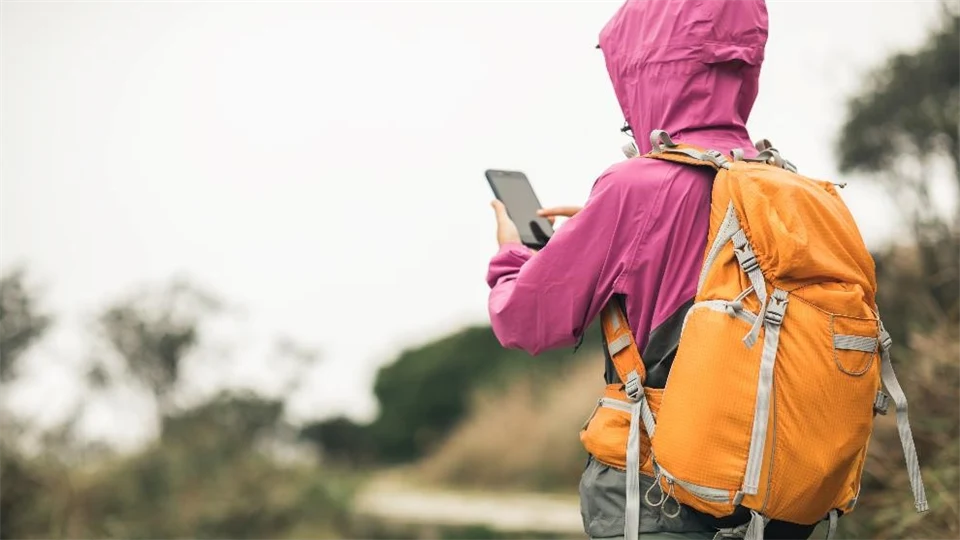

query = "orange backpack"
[579, 130, 928, 540]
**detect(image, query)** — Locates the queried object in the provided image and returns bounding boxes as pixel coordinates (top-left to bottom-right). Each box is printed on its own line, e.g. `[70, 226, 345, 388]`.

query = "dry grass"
[417, 356, 605, 492]
[845, 324, 960, 539]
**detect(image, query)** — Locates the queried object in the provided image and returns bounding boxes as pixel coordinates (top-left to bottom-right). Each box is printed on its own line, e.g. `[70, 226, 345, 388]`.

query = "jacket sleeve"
[485, 167, 647, 355]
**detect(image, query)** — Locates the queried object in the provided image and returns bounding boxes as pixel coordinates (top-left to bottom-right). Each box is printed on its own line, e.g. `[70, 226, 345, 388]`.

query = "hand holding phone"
[485, 169, 555, 250]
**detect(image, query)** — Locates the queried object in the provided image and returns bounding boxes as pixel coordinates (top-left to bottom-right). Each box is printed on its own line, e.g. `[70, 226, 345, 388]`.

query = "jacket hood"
[599, 0, 768, 154]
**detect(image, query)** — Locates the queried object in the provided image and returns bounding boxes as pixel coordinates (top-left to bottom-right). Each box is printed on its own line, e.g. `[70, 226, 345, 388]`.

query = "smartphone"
[485, 169, 555, 250]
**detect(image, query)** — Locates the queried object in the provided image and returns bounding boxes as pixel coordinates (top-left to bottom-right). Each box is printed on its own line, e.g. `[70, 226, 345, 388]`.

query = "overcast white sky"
[0, 0, 951, 449]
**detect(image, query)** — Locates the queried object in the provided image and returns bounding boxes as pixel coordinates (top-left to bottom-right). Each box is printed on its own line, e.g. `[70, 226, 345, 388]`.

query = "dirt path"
[353, 475, 585, 536]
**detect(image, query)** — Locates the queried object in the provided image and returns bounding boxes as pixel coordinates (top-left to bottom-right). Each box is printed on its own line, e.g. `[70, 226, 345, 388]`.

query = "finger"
[537, 206, 582, 218]
[491, 200, 513, 226]
[546, 216, 556, 225]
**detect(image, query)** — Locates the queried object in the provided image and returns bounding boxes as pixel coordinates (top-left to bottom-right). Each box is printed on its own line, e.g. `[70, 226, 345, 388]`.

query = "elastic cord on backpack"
[661, 481, 682, 519]
[644, 471, 667, 508]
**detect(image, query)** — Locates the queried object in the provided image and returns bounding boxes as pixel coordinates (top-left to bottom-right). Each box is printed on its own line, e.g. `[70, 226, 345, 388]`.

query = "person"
[485, 0, 779, 538]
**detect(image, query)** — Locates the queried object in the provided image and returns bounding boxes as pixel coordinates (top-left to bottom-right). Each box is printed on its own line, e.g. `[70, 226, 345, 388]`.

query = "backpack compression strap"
[601, 302, 656, 439]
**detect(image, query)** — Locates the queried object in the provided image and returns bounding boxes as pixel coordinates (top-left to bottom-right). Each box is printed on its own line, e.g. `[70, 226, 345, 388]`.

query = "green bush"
[303, 322, 603, 464]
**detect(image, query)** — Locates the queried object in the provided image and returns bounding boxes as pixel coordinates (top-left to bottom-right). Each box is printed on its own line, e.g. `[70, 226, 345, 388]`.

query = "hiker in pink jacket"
[486, 1, 815, 539]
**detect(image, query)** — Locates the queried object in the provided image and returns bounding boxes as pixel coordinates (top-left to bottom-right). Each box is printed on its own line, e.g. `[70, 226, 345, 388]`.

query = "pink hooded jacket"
[487, 0, 769, 370]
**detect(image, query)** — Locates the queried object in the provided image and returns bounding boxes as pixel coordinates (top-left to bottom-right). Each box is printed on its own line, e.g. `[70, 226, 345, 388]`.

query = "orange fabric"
[580, 383, 662, 476]
[581, 302, 656, 473]
[580, 142, 883, 525]
[643, 144, 724, 171]
[601, 302, 646, 384]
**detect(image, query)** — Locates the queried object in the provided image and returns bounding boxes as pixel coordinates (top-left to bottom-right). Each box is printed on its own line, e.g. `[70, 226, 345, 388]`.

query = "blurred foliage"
[838, 2, 960, 323]
[838, 22, 960, 537]
[0, 269, 57, 537]
[300, 415, 377, 468]
[300, 323, 602, 465]
[0, 273, 355, 539]
[92, 280, 222, 417]
[838, 3, 959, 181]
[0, 269, 52, 383]
[417, 358, 601, 492]
[1, 391, 356, 540]
[0, 442, 47, 539]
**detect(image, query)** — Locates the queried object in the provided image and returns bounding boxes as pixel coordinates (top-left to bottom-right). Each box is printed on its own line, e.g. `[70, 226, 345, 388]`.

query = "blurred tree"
[303, 322, 604, 465]
[838, 3, 960, 323]
[93, 279, 221, 418]
[271, 335, 322, 397]
[837, 8, 960, 537]
[161, 390, 284, 449]
[0, 268, 52, 383]
[59, 390, 353, 539]
[0, 269, 60, 540]
[839, 3, 959, 183]
[368, 326, 503, 462]
[0, 444, 51, 540]
[300, 416, 376, 467]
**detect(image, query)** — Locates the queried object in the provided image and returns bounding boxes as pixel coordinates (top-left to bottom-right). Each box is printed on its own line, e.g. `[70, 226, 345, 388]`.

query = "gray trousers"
[580, 456, 716, 539]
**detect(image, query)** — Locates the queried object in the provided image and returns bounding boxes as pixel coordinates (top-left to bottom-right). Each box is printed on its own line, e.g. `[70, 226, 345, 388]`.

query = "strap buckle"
[764, 291, 788, 326]
[625, 370, 641, 402]
[734, 245, 760, 275]
[879, 323, 893, 351]
[874, 391, 890, 416]
[704, 149, 731, 169]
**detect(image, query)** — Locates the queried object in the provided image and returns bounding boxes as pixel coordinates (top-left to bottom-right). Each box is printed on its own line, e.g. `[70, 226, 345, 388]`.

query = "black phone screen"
[485, 169, 555, 249]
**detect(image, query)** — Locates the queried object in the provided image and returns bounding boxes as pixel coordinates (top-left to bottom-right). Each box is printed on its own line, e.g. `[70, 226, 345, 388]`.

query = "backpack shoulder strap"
[601, 300, 645, 396]
[600, 298, 658, 540]
[641, 129, 799, 173]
